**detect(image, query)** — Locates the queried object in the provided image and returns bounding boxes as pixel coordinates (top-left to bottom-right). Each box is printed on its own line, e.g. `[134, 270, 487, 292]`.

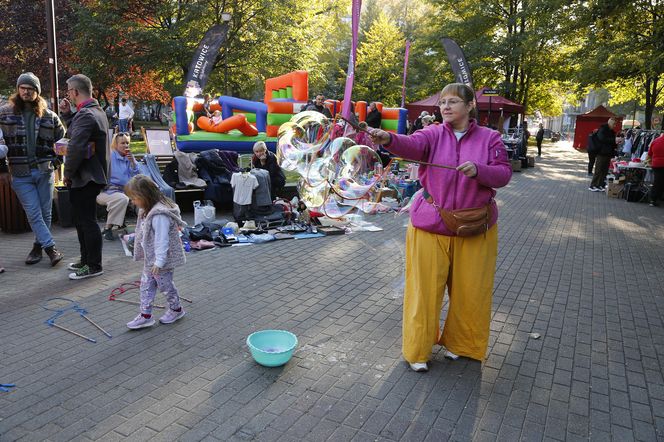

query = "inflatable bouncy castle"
[173, 70, 408, 153]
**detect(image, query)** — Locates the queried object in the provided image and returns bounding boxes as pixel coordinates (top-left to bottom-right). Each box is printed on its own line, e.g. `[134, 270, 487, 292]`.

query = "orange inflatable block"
[197, 114, 259, 136]
[381, 109, 401, 120]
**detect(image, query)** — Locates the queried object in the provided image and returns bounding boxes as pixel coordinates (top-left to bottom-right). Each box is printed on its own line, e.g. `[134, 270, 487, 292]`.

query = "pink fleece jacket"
[386, 120, 512, 236]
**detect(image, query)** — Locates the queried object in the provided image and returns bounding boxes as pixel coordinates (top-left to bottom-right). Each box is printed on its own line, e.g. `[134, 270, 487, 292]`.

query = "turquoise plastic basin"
[246, 330, 298, 367]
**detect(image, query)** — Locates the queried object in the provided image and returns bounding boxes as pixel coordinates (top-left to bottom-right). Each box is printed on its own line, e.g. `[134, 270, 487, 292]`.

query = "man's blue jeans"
[118, 119, 128, 133]
[11, 169, 55, 248]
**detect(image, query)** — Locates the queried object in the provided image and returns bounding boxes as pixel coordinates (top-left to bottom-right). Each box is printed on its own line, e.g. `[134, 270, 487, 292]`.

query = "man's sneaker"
[588, 186, 597, 191]
[68, 265, 104, 280]
[409, 362, 428, 372]
[597, 186, 606, 191]
[159, 309, 186, 324]
[102, 228, 114, 241]
[67, 262, 85, 271]
[127, 314, 155, 330]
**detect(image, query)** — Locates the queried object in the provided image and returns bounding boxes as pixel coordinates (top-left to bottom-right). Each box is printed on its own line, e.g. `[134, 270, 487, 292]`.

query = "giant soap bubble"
[277, 114, 385, 218]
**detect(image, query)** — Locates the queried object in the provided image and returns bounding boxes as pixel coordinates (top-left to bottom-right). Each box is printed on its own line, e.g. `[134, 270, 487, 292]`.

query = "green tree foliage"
[354, 12, 405, 106]
[0, 0, 76, 97]
[572, 0, 663, 129]
[423, 0, 575, 115]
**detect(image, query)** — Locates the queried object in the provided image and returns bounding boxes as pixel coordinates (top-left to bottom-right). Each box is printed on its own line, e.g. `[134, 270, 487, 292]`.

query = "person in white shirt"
[116, 98, 134, 133]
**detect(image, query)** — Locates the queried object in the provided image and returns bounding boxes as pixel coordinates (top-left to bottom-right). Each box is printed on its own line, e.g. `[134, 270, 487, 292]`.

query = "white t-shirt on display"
[230, 172, 259, 205]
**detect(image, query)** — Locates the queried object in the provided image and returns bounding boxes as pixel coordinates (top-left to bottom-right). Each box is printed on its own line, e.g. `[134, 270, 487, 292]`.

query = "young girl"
[124, 175, 187, 329]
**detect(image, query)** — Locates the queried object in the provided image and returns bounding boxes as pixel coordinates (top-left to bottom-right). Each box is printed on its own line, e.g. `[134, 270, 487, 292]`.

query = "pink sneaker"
[159, 309, 186, 324]
[127, 314, 155, 330]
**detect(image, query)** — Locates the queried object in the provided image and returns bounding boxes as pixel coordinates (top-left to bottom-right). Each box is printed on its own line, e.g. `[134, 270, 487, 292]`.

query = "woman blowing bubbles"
[370, 83, 512, 372]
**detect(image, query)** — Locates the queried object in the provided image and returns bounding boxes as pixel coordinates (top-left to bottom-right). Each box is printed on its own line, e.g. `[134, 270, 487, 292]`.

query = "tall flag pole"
[440, 37, 473, 88]
[400, 40, 411, 108]
[342, 0, 361, 119]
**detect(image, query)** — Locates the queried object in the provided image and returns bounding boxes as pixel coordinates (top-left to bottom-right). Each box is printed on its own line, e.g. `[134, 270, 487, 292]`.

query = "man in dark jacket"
[589, 117, 617, 191]
[0, 72, 66, 266]
[61, 74, 110, 279]
[365, 102, 382, 129]
[304, 94, 332, 118]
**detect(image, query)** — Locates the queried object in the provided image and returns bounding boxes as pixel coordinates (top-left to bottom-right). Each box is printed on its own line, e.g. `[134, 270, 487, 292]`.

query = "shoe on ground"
[597, 186, 606, 191]
[588, 187, 598, 191]
[67, 261, 85, 271]
[127, 314, 155, 330]
[25, 243, 42, 265]
[444, 349, 460, 360]
[44, 246, 63, 267]
[409, 362, 428, 372]
[68, 265, 104, 280]
[102, 228, 114, 241]
[159, 309, 186, 324]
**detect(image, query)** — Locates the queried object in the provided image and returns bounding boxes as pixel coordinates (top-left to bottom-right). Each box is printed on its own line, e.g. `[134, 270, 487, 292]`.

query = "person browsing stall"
[96, 132, 139, 240]
[647, 133, 664, 207]
[124, 175, 187, 329]
[369, 83, 512, 372]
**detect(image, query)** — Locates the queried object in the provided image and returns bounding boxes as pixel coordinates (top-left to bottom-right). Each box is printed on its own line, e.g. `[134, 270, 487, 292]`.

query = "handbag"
[193, 200, 216, 226]
[422, 189, 492, 237]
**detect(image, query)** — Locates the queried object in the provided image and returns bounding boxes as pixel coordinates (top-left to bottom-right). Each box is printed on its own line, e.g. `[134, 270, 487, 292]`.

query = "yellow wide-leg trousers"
[402, 223, 498, 363]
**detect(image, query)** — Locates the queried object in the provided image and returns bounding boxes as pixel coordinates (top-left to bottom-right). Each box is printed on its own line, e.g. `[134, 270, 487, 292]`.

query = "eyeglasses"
[438, 99, 465, 107]
[19, 86, 36, 93]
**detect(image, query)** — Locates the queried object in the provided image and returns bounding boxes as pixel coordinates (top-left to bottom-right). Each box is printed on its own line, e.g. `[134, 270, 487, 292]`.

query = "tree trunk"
[644, 77, 657, 130]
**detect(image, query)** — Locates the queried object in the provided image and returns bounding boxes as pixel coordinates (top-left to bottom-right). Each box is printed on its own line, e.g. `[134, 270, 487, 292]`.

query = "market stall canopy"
[573, 105, 623, 150]
[474, 87, 524, 114]
[405, 92, 442, 122]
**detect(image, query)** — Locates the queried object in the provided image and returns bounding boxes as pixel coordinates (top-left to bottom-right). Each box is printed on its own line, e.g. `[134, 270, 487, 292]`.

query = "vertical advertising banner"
[401, 40, 411, 108]
[342, 0, 362, 119]
[441, 37, 474, 89]
[184, 23, 230, 97]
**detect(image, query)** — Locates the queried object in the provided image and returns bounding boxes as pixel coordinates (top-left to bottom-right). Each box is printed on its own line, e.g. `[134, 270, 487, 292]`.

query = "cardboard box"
[511, 159, 522, 172]
[607, 182, 623, 198]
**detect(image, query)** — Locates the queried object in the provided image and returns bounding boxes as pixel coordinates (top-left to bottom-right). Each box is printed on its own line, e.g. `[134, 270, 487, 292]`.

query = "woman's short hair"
[440, 83, 477, 118]
[110, 132, 130, 151]
[252, 141, 267, 153]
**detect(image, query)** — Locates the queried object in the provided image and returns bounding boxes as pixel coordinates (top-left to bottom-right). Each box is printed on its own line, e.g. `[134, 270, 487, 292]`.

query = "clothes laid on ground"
[174, 150, 206, 188]
[195, 150, 234, 206]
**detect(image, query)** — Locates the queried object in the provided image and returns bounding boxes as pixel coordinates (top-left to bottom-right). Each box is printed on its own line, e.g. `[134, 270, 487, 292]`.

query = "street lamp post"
[45, 0, 59, 114]
[221, 12, 231, 96]
[633, 80, 641, 127]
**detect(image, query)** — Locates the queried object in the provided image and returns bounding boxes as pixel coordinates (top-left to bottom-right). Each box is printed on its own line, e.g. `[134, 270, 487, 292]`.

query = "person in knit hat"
[0, 72, 66, 267]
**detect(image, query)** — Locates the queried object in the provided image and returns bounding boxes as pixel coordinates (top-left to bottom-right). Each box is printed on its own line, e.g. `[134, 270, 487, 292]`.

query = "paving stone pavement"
[1, 141, 664, 441]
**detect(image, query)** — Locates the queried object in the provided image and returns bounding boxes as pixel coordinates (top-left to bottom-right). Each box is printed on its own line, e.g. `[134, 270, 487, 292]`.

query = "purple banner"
[401, 40, 411, 108]
[342, 0, 361, 119]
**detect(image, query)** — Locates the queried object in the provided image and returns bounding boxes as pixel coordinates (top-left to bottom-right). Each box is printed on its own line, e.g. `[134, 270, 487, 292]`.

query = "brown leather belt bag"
[422, 189, 492, 237]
